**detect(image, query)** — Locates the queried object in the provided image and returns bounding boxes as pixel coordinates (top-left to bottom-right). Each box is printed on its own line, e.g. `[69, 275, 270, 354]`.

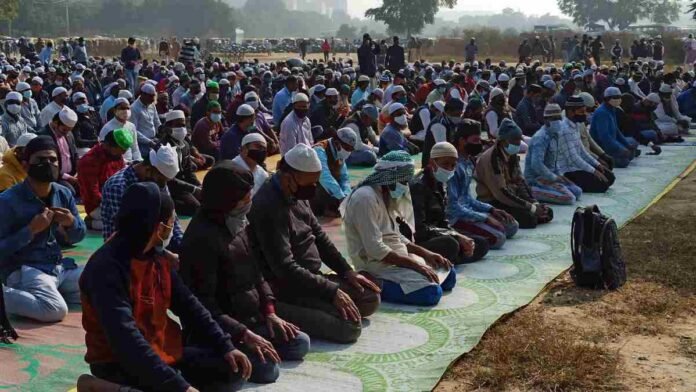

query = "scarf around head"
[356, 150, 415, 189]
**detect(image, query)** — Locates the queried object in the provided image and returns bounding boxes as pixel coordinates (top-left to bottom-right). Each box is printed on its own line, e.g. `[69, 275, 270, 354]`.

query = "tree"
[336, 24, 357, 40]
[365, 0, 457, 38]
[558, 0, 681, 30]
[0, 0, 19, 23]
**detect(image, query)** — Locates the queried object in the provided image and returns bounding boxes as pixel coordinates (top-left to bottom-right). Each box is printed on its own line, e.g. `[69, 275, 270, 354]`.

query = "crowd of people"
[0, 30, 694, 391]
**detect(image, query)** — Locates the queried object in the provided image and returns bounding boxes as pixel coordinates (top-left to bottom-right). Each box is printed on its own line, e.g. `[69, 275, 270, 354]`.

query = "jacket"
[446, 156, 493, 223]
[313, 139, 351, 200]
[73, 109, 101, 149]
[476, 143, 536, 211]
[524, 124, 562, 183]
[180, 212, 275, 339]
[357, 43, 380, 77]
[0, 180, 85, 277]
[0, 148, 26, 192]
[80, 236, 234, 392]
[248, 175, 353, 302]
[385, 45, 405, 73]
[590, 103, 631, 155]
[77, 143, 126, 214]
[513, 96, 542, 136]
[409, 168, 452, 243]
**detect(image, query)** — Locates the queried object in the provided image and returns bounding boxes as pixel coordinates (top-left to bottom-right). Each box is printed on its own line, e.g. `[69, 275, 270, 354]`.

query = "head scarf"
[356, 151, 415, 189]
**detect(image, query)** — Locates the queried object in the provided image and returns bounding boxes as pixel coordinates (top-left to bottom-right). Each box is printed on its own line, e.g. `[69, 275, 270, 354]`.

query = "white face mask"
[247, 100, 259, 110]
[116, 109, 131, 121]
[6, 104, 21, 115]
[336, 146, 351, 161]
[609, 98, 622, 108]
[209, 93, 219, 101]
[394, 114, 408, 126]
[172, 127, 187, 142]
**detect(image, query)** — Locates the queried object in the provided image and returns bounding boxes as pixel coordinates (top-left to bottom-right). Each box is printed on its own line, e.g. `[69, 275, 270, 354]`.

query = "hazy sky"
[347, 0, 563, 19]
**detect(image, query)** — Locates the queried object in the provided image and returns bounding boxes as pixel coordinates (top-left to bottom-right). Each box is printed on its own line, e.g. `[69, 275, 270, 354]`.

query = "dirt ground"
[435, 165, 696, 392]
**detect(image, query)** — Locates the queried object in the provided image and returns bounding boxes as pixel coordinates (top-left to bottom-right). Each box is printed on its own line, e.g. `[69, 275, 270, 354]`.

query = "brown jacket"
[475, 143, 536, 210]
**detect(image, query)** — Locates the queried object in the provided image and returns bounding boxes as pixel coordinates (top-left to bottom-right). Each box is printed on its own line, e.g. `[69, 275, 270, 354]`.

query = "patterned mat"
[1, 144, 695, 392]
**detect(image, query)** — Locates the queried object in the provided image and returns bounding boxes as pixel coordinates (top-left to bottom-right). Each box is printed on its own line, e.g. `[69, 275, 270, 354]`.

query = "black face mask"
[464, 143, 483, 156]
[294, 109, 309, 119]
[28, 161, 59, 183]
[247, 148, 267, 165]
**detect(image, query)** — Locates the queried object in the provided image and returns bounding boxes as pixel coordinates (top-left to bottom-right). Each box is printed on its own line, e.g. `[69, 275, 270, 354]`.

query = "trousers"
[242, 324, 310, 384]
[91, 346, 244, 392]
[452, 219, 519, 249]
[565, 171, 611, 193]
[4, 264, 82, 323]
[489, 200, 543, 229]
[380, 269, 456, 307]
[418, 234, 489, 265]
[530, 181, 582, 205]
[274, 273, 381, 344]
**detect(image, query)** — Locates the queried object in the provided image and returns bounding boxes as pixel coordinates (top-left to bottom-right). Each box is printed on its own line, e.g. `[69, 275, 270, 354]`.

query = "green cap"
[207, 100, 221, 111]
[113, 128, 133, 150]
[206, 80, 219, 90]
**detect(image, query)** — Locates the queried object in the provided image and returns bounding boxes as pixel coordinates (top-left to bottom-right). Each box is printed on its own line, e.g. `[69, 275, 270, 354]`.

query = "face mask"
[247, 148, 267, 165]
[547, 120, 562, 134]
[210, 113, 222, 123]
[438, 87, 447, 93]
[292, 174, 317, 200]
[433, 165, 455, 183]
[22, 90, 32, 99]
[197, 74, 205, 82]
[609, 98, 622, 108]
[389, 182, 408, 199]
[55, 80, 63, 86]
[294, 109, 308, 119]
[464, 143, 483, 156]
[398, 96, 407, 105]
[336, 146, 351, 161]
[172, 127, 187, 142]
[571, 114, 586, 123]
[6, 104, 21, 115]
[116, 109, 131, 121]
[156, 223, 174, 252]
[209, 93, 219, 101]
[28, 161, 59, 183]
[76, 103, 90, 113]
[394, 114, 407, 126]
[504, 143, 521, 155]
[247, 100, 259, 109]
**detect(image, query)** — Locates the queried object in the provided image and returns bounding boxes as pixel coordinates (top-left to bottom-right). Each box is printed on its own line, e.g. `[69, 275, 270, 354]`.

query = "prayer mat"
[1, 145, 695, 392]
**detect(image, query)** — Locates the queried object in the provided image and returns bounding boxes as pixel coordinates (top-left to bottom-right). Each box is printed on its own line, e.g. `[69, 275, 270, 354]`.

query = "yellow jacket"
[0, 148, 26, 192]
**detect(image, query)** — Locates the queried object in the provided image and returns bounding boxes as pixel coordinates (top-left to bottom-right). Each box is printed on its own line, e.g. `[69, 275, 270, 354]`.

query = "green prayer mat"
[1, 145, 695, 392]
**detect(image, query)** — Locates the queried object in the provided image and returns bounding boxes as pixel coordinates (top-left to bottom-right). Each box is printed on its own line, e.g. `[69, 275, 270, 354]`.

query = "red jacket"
[77, 144, 125, 214]
[415, 82, 434, 105]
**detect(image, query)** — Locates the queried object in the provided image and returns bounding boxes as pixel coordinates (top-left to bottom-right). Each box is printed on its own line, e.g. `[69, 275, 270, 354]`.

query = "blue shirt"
[272, 87, 293, 126]
[0, 181, 86, 276]
[590, 103, 631, 155]
[220, 124, 248, 161]
[314, 143, 351, 200]
[378, 123, 409, 156]
[100, 165, 184, 249]
[351, 87, 370, 109]
[100, 95, 116, 123]
[446, 156, 492, 223]
[677, 89, 696, 116]
[39, 47, 53, 66]
[524, 124, 562, 184]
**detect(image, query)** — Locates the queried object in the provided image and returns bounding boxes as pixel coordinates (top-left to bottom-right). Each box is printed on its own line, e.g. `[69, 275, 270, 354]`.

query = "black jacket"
[409, 168, 451, 243]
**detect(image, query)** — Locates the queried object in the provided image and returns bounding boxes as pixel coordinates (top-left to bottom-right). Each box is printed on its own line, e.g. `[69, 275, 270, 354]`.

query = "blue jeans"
[381, 269, 456, 307]
[125, 68, 138, 93]
[639, 130, 659, 144]
[4, 264, 82, 323]
[610, 151, 632, 168]
[530, 181, 582, 205]
[244, 324, 310, 384]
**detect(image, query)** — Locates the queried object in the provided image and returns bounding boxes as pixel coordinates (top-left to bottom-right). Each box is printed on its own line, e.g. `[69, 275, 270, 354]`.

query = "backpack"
[570, 205, 626, 290]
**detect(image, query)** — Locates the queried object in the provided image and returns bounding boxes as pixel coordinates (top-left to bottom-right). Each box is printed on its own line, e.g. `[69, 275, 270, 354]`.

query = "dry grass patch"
[443, 311, 621, 391]
[678, 336, 696, 362]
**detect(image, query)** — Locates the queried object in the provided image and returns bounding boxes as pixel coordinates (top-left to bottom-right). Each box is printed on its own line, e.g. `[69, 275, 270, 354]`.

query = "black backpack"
[570, 205, 626, 290]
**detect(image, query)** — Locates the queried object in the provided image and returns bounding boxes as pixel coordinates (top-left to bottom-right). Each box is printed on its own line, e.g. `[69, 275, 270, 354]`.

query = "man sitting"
[1, 92, 31, 147]
[310, 128, 356, 218]
[221, 104, 258, 161]
[0, 133, 36, 192]
[80, 182, 250, 392]
[559, 96, 614, 193]
[0, 136, 86, 322]
[99, 97, 142, 163]
[231, 133, 269, 196]
[77, 129, 133, 231]
[340, 104, 379, 166]
[181, 163, 310, 385]
[590, 87, 638, 168]
[100, 144, 182, 248]
[655, 83, 691, 139]
[379, 103, 419, 156]
[512, 84, 543, 137]
[410, 142, 489, 264]
[525, 104, 583, 205]
[447, 120, 518, 249]
[421, 98, 464, 167]
[279, 93, 313, 155]
[248, 144, 380, 344]
[476, 119, 553, 229]
[343, 151, 455, 307]
[192, 100, 224, 160]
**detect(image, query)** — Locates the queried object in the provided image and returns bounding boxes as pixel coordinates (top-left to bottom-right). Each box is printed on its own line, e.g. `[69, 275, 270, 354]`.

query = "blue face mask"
[76, 103, 90, 113]
[210, 113, 222, 123]
[547, 120, 562, 134]
[398, 96, 407, 105]
[22, 90, 32, 99]
[433, 165, 455, 183]
[505, 143, 521, 155]
[389, 182, 408, 199]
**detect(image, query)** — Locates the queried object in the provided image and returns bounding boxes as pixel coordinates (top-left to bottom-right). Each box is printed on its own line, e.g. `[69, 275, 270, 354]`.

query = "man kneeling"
[343, 151, 456, 307]
[80, 183, 250, 392]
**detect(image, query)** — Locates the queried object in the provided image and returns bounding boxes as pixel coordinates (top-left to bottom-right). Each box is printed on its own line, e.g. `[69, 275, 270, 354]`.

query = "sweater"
[77, 144, 126, 214]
